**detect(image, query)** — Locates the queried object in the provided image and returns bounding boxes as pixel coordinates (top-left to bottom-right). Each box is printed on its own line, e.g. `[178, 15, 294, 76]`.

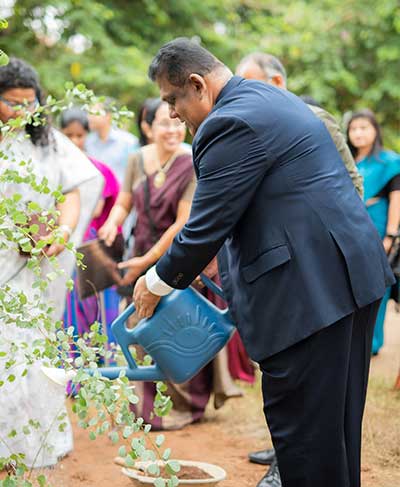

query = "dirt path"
[29, 305, 400, 486]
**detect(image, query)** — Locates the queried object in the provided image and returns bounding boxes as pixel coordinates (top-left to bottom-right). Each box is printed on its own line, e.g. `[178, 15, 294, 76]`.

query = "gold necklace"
[153, 152, 177, 188]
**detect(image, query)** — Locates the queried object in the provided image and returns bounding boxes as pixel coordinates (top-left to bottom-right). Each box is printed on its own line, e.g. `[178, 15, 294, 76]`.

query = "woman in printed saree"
[347, 109, 400, 355]
[0, 58, 102, 467]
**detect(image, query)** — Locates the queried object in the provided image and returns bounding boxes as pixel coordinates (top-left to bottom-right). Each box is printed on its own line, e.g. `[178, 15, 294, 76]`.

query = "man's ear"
[188, 73, 207, 98]
[271, 74, 286, 89]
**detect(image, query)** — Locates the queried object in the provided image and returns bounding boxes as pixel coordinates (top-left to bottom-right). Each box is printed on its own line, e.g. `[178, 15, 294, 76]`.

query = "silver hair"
[237, 52, 287, 84]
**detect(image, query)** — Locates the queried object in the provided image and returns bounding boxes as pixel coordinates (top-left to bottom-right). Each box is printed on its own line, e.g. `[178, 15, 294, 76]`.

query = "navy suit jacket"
[156, 76, 394, 361]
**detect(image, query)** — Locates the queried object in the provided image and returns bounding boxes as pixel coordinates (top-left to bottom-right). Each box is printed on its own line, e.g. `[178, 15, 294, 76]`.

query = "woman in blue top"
[347, 109, 400, 355]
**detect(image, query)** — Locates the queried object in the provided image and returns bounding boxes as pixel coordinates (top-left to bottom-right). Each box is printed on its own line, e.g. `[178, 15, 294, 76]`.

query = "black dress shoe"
[248, 448, 276, 465]
[256, 460, 282, 487]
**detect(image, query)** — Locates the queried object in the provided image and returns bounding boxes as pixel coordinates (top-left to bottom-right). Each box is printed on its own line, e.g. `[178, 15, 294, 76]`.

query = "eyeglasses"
[0, 95, 40, 111]
[154, 120, 185, 129]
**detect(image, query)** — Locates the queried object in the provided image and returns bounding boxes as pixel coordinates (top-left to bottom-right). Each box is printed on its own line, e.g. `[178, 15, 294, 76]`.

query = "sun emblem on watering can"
[160, 305, 228, 349]
[134, 283, 235, 383]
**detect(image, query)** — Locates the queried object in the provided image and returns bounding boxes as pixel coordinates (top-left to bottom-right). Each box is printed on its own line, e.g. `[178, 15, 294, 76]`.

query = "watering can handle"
[110, 303, 138, 370]
[199, 273, 225, 300]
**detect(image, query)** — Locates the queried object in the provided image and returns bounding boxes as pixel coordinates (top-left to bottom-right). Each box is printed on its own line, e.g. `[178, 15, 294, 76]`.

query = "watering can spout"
[41, 364, 167, 387]
[89, 365, 166, 382]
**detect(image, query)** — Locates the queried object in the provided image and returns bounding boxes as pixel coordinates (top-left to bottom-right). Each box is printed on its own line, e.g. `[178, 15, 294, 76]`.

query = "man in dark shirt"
[133, 38, 394, 487]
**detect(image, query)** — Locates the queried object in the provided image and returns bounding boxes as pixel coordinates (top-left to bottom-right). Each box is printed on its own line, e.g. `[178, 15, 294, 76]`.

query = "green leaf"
[156, 382, 168, 393]
[28, 201, 41, 212]
[153, 478, 166, 487]
[8, 429, 17, 438]
[3, 477, 17, 487]
[162, 448, 171, 461]
[13, 212, 27, 224]
[7, 374, 15, 382]
[167, 477, 179, 487]
[122, 425, 133, 438]
[125, 455, 135, 467]
[118, 445, 127, 457]
[37, 474, 46, 487]
[147, 463, 160, 476]
[166, 460, 180, 474]
[0, 50, 8, 67]
[89, 431, 96, 440]
[155, 434, 165, 447]
[110, 431, 119, 443]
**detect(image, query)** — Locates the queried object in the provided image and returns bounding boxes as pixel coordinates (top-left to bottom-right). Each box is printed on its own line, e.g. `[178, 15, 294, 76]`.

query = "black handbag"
[76, 234, 124, 299]
[388, 233, 400, 304]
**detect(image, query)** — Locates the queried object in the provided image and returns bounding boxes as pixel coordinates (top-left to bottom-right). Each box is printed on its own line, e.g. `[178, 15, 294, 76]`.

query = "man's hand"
[133, 275, 161, 319]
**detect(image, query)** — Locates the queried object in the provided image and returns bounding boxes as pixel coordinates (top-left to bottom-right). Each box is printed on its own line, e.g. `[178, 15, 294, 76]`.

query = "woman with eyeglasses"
[99, 99, 193, 286]
[0, 58, 102, 467]
[347, 109, 400, 355]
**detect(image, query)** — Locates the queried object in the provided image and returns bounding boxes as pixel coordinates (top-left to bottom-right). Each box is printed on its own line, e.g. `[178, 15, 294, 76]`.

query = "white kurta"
[0, 129, 103, 467]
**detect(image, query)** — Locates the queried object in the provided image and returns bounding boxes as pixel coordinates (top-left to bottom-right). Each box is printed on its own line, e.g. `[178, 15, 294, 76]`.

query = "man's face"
[158, 75, 212, 136]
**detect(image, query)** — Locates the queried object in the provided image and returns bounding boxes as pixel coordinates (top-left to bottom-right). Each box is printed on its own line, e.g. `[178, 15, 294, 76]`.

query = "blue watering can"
[94, 275, 235, 384]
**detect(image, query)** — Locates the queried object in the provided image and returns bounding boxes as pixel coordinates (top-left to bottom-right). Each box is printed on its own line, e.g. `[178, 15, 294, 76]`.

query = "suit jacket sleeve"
[155, 115, 270, 288]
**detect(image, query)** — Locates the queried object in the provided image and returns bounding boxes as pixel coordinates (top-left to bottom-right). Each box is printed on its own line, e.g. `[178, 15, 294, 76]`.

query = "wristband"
[58, 224, 73, 238]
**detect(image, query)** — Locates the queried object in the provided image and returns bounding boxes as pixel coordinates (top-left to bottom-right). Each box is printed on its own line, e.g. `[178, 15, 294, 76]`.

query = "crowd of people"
[0, 41, 399, 487]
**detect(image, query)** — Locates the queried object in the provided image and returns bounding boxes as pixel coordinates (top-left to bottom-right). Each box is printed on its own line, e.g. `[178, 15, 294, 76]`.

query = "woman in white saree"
[0, 58, 103, 468]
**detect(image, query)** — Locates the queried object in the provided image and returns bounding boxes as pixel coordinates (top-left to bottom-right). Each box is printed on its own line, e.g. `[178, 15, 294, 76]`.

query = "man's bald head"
[236, 52, 287, 89]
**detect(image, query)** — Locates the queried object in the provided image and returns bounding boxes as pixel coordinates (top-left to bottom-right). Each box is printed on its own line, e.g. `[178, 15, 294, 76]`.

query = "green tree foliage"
[1, 0, 399, 146]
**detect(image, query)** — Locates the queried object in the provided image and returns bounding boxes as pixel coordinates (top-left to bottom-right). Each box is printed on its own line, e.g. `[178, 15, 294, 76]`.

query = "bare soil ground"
[17, 304, 400, 486]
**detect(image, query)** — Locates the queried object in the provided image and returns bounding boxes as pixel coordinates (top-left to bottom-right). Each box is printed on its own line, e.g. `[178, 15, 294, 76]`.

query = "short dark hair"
[346, 109, 383, 158]
[0, 57, 50, 146]
[137, 98, 163, 146]
[60, 107, 89, 132]
[148, 37, 223, 87]
[237, 52, 287, 84]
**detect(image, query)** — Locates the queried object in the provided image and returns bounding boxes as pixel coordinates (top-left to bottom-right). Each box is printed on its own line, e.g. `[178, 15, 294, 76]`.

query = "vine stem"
[27, 402, 67, 478]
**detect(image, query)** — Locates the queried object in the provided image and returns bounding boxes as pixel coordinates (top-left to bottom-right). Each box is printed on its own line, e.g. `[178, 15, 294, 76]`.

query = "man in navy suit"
[133, 38, 394, 487]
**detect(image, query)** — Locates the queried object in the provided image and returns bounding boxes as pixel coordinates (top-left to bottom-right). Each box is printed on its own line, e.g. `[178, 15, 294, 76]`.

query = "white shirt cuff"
[145, 265, 174, 296]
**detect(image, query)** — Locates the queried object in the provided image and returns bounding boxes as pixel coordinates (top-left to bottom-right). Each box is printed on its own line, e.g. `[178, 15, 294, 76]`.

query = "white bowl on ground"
[121, 459, 227, 486]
